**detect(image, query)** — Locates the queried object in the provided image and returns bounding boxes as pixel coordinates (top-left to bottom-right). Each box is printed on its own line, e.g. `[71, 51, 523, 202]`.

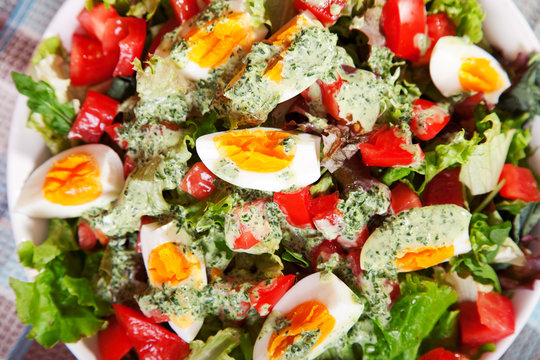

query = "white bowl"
[6, 0, 540, 359]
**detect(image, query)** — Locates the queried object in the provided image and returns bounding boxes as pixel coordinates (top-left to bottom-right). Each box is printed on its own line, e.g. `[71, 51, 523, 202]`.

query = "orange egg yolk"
[268, 300, 335, 360]
[148, 242, 200, 287]
[213, 129, 296, 173]
[43, 152, 102, 206]
[395, 245, 455, 271]
[458, 58, 503, 94]
[264, 14, 312, 82]
[186, 12, 254, 69]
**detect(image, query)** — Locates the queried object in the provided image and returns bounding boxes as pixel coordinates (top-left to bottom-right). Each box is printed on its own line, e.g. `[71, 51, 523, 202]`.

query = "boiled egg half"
[430, 36, 510, 104]
[16, 144, 124, 218]
[361, 204, 472, 272]
[196, 127, 321, 192]
[139, 220, 207, 342]
[253, 272, 363, 360]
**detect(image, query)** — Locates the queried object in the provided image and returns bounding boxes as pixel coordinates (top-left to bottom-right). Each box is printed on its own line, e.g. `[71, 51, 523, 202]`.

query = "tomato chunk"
[77, 221, 98, 250]
[411, 99, 451, 141]
[310, 240, 345, 269]
[359, 125, 424, 167]
[249, 275, 296, 316]
[381, 0, 426, 61]
[77, 3, 119, 42]
[423, 168, 464, 207]
[499, 164, 540, 202]
[180, 162, 217, 200]
[415, 13, 456, 66]
[274, 186, 314, 229]
[170, 0, 203, 24]
[317, 76, 344, 121]
[293, 0, 348, 26]
[309, 193, 340, 219]
[390, 182, 421, 214]
[70, 33, 118, 86]
[418, 347, 464, 360]
[234, 231, 260, 250]
[102, 17, 147, 76]
[459, 291, 515, 346]
[98, 316, 132, 360]
[113, 304, 190, 360]
[68, 91, 120, 143]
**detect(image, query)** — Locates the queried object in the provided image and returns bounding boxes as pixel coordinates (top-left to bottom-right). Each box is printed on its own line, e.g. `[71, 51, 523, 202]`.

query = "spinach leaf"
[512, 201, 540, 241]
[499, 54, 540, 117]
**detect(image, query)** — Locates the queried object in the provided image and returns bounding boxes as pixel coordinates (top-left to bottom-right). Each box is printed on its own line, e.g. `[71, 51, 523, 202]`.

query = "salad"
[8, 0, 540, 359]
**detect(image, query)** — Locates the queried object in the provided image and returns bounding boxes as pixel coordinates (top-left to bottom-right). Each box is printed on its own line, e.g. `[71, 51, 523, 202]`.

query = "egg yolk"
[186, 12, 253, 69]
[268, 300, 335, 360]
[43, 152, 102, 206]
[148, 242, 200, 287]
[264, 14, 312, 82]
[395, 245, 455, 271]
[458, 58, 503, 94]
[213, 130, 296, 173]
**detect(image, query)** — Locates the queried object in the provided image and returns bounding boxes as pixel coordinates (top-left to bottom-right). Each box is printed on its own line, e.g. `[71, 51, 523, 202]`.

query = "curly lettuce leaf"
[10, 219, 111, 348]
[188, 327, 242, 360]
[426, 0, 484, 43]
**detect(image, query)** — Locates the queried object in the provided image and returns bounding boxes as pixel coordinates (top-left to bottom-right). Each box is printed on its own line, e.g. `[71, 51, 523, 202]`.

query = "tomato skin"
[234, 231, 260, 250]
[390, 182, 421, 214]
[70, 34, 119, 86]
[180, 162, 217, 200]
[459, 292, 515, 347]
[318, 76, 344, 121]
[423, 168, 464, 207]
[77, 221, 98, 250]
[274, 186, 314, 229]
[381, 0, 426, 61]
[293, 0, 348, 26]
[410, 99, 451, 141]
[499, 164, 540, 202]
[359, 125, 424, 167]
[98, 316, 132, 360]
[309, 193, 340, 218]
[123, 155, 136, 179]
[418, 347, 464, 360]
[68, 91, 120, 143]
[170, 0, 202, 24]
[109, 18, 147, 76]
[249, 275, 296, 316]
[310, 240, 345, 269]
[77, 3, 119, 42]
[113, 304, 190, 360]
[415, 13, 456, 65]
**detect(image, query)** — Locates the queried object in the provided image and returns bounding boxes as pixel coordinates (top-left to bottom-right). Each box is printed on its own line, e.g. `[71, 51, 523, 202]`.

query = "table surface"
[1, 1, 540, 359]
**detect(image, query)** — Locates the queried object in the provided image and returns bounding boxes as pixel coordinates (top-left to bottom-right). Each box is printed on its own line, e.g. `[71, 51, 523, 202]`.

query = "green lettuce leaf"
[512, 201, 540, 241]
[426, 0, 484, 43]
[419, 310, 460, 354]
[188, 327, 243, 360]
[10, 219, 111, 348]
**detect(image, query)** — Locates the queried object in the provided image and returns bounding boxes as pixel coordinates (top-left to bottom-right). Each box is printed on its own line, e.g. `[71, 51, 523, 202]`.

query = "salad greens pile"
[9, 0, 540, 359]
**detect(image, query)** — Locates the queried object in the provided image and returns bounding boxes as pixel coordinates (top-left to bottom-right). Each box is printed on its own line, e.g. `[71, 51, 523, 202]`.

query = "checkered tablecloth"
[0, 1, 539, 359]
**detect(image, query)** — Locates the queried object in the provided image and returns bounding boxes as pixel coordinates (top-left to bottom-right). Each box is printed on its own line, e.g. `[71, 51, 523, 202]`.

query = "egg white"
[430, 36, 510, 104]
[16, 144, 124, 219]
[139, 220, 207, 343]
[196, 127, 321, 192]
[360, 204, 472, 272]
[253, 272, 364, 360]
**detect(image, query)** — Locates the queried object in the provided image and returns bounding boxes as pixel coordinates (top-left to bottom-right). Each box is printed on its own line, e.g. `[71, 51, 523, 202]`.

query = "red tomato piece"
[234, 231, 260, 250]
[410, 99, 451, 141]
[310, 240, 345, 269]
[113, 304, 190, 360]
[249, 275, 296, 316]
[77, 3, 119, 42]
[293, 0, 348, 26]
[77, 221, 98, 250]
[390, 182, 421, 214]
[147, 17, 180, 56]
[180, 162, 217, 200]
[123, 155, 136, 179]
[499, 164, 540, 202]
[98, 316, 133, 360]
[309, 192, 340, 218]
[418, 347, 464, 360]
[104, 123, 128, 150]
[358, 125, 424, 167]
[70, 33, 119, 86]
[318, 76, 344, 120]
[274, 186, 314, 229]
[381, 0, 426, 61]
[170, 0, 203, 24]
[68, 91, 120, 143]
[459, 292, 515, 347]
[423, 168, 464, 207]
[415, 13, 456, 66]
[101, 17, 147, 77]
